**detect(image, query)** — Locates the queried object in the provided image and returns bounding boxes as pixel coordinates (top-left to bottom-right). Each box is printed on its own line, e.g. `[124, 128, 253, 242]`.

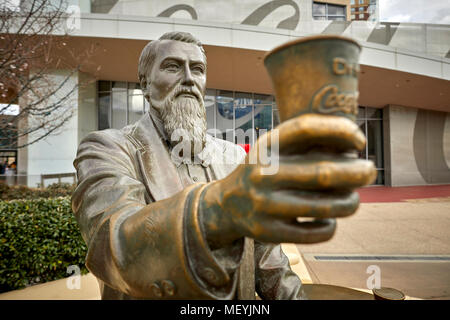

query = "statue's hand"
[202, 114, 376, 247]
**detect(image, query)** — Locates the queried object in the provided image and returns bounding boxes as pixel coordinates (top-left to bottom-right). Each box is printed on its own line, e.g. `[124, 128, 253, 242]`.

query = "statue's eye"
[192, 66, 205, 74]
[165, 64, 179, 72]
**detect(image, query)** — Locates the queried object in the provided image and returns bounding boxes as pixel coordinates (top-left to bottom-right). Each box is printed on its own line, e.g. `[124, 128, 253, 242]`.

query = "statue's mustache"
[171, 85, 202, 103]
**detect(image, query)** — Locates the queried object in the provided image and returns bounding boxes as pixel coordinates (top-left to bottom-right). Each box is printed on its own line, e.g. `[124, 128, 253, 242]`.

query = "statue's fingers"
[254, 190, 359, 219]
[250, 158, 376, 191]
[255, 218, 337, 244]
[254, 113, 366, 155]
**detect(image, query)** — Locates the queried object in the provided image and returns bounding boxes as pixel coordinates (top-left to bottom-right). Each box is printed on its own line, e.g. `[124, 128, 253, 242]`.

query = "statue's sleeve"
[254, 241, 307, 300]
[72, 130, 243, 299]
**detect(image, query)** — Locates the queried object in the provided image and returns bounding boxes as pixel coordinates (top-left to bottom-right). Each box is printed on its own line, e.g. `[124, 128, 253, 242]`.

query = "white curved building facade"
[15, 0, 450, 187]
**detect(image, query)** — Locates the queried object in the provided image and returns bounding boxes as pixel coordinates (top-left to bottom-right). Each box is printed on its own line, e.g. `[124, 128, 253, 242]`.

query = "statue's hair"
[138, 32, 206, 91]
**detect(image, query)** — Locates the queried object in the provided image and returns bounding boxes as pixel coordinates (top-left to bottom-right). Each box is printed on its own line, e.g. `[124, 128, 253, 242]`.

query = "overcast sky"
[379, 0, 450, 24]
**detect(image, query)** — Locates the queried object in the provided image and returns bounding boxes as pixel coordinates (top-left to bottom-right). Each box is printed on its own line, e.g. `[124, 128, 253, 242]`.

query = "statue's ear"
[139, 78, 150, 101]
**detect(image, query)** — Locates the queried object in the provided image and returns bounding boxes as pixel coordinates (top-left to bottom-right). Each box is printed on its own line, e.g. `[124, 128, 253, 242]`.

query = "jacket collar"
[128, 111, 227, 202]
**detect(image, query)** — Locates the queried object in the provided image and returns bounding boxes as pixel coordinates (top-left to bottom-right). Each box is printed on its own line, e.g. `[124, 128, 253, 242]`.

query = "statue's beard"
[150, 86, 207, 159]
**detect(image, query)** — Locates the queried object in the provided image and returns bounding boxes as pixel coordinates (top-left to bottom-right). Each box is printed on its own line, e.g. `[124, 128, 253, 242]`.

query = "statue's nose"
[182, 65, 194, 86]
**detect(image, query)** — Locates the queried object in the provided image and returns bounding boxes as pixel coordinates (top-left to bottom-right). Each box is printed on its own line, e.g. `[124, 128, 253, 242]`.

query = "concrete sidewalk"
[296, 199, 450, 300]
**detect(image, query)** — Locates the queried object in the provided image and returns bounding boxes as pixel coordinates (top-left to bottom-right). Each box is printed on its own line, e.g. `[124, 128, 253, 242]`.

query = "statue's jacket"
[72, 112, 304, 300]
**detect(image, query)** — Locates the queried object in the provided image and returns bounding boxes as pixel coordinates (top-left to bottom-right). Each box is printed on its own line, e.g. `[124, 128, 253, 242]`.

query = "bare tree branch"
[0, 0, 99, 149]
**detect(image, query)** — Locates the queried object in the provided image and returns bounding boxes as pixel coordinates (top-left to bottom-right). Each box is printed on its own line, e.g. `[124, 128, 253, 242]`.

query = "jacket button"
[162, 280, 176, 296]
[203, 268, 217, 284]
[150, 283, 163, 297]
[192, 176, 198, 182]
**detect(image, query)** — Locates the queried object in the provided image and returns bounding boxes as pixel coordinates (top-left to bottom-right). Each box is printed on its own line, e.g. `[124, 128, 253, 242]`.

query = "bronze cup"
[264, 35, 361, 123]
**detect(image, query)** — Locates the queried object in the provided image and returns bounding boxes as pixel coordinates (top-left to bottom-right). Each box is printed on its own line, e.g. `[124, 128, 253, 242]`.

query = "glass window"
[366, 107, 382, 119]
[356, 119, 367, 160]
[351, 0, 355, 4]
[98, 92, 110, 130]
[112, 81, 126, 90]
[312, 3, 326, 15]
[112, 90, 127, 129]
[359, 7, 364, 11]
[254, 93, 272, 105]
[357, 106, 366, 119]
[374, 170, 385, 185]
[359, 13, 364, 18]
[359, 0, 364, 4]
[355, 106, 384, 185]
[351, 8, 355, 12]
[216, 90, 234, 141]
[254, 105, 272, 140]
[328, 4, 345, 15]
[128, 82, 141, 96]
[98, 81, 110, 92]
[234, 91, 253, 107]
[273, 108, 280, 128]
[205, 89, 216, 134]
[235, 105, 253, 145]
[313, 2, 346, 20]
[216, 90, 234, 120]
[128, 94, 144, 125]
[367, 120, 383, 169]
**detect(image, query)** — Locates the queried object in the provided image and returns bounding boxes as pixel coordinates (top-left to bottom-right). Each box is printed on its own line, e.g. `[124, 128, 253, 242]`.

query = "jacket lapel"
[131, 113, 184, 202]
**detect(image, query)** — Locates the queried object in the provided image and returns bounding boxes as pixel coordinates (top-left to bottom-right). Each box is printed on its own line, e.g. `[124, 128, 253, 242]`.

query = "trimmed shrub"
[0, 182, 75, 201]
[0, 196, 88, 293]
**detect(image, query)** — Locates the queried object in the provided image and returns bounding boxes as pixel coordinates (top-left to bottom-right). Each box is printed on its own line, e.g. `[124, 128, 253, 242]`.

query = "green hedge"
[0, 196, 88, 293]
[0, 183, 75, 201]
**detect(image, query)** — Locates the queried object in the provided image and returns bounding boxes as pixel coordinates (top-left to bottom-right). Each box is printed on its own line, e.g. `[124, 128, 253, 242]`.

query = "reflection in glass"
[112, 81, 126, 89]
[366, 107, 382, 119]
[235, 105, 253, 145]
[254, 105, 272, 139]
[313, 3, 326, 15]
[254, 94, 272, 105]
[367, 120, 383, 169]
[234, 92, 252, 107]
[128, 82, 141, 96]
[98, 80, 110, 92]
[112, 90, 127, 129]
[128, 94, 144, 124]
[273, 109, 280, 128]
[357, 106, 366, 119]
[205, 95, 215, 133]
[98, 92, 110, 130]
[375, 170, 385, 185]
[217, 90, 234, 120]
[356, 119, 367, 160]
[216, 91, 234, 141]
[328, 4, 345, 15]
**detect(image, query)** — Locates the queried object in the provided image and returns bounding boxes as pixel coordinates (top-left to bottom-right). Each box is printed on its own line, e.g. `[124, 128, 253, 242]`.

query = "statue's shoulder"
[80, 128, 127, 147]
[78, 122, 140, 153]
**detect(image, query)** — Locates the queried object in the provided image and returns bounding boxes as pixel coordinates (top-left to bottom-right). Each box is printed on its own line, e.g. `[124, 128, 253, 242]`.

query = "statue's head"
[138, 32, 207, 156]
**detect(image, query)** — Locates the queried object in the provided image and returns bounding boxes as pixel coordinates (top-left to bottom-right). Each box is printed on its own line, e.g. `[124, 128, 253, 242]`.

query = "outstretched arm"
[72, 130, 243, 299]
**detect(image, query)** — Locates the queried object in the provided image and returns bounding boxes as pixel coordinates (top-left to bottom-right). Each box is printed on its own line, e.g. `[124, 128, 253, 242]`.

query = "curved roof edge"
[71, 13, 450, 81]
